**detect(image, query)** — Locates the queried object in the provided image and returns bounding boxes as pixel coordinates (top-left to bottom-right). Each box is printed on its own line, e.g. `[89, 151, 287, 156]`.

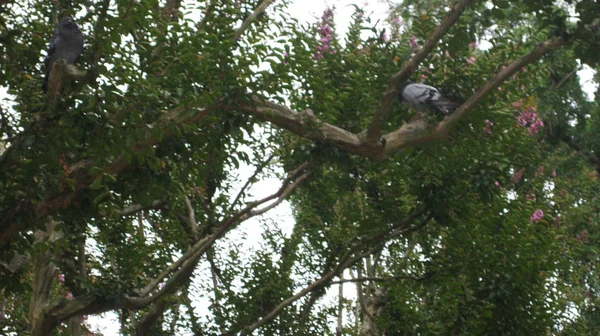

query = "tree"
[0, 0, 599, 335]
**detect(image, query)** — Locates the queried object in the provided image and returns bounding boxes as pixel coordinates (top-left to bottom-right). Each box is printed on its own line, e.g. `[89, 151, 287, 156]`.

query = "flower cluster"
[530, 209, 544, 223]
[513, 99, 544, 135]
[483, 119, 494, 134]
[314, 8, 336, 59]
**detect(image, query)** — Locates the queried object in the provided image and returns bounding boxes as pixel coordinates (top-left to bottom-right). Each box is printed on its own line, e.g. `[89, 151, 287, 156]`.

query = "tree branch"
[233, 0, 276, 43]
[381, 37, 571, 155]
[234, 210, 424, 335]
[330, 274, 432, 285]
[116, 200, 165, 217]
[138, 162, 312, 297]
[364, 0, 478, 144]
[229, 151, 276, 213]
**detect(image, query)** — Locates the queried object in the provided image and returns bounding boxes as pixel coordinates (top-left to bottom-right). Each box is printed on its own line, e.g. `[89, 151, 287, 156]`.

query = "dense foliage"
[0, 0, 599, 335]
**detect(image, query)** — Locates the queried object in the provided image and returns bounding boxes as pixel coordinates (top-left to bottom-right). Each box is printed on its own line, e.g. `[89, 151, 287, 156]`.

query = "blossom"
[409, 35, 419, 48]
[467, 57, 476, 64]
[530, 209, 544, 223]
[313, 8, 336, 59]
[494, 181, 501, 188]
[58, 273, 65, 282]
[468, 41, 478, 48]
[421, 74, 427, 82]
[552, 169, 557, 177]
[516, 105, 544, 135]
[382, 31, 389, 42]
[392, 16, 403, 27]
[445, 50, 452, 58]
[66, 292, 73, 299]
[511, 168, 525, 184]
[483, 119, 494, 134]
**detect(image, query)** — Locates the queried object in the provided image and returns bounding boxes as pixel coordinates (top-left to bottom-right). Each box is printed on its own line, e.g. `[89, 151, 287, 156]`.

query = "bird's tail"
[433, 97, 459, 115]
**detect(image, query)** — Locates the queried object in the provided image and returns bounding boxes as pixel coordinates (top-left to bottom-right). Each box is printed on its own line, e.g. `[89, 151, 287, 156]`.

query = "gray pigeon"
[42, 17, 84, 92]
[398, 80, 459, 115]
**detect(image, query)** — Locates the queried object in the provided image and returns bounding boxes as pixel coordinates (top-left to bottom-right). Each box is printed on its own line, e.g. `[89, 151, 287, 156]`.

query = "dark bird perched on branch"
[42, 17, 84, 92]
[398, 80, 459, 116]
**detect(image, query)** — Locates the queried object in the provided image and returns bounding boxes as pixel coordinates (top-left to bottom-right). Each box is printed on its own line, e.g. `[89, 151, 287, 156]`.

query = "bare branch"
[116, 200, 165, 217]
[330, 274, 432, 285]
[229, 152, 276, 212]
[138, 162, 312, 297]
[233, 0, 276, 43]
[234, 209, 429, 335]
[365, 0, 479, 144]
[183, 196, 198, 236]
[552, 66, 581, 90]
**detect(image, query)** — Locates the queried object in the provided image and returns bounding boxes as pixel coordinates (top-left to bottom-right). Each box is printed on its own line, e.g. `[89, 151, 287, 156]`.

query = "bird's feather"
[42, 17, 84, 92]
[398, 81, 458, 115]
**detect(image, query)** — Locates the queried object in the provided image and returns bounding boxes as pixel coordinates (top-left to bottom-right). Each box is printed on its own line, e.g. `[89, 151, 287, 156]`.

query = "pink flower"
[445, 50, 451, 58]
[530, 209, 544, 223]
[421, 74, 427, 82]
[552, 169, 557, 177]
[529, 119, 544, 135]
[382, 31, 389, 42]
[498, 87, 502, 92]
[502, 65, 507, 70]
[58, 274, 65, 282]
[494, 181, 501, 188]
[483, 119, 494, 134]
[313, 8, 336, 59]
[512, 100, 523, 109]
[511, 168, 525, 184]
[521, 67, 526, 72]
[468, 42, 478, 48]
[66, 292, 73, 299]
[467, 57, 476, 64]
[392, 16, 403, 27]
[409, 35, 419, 48]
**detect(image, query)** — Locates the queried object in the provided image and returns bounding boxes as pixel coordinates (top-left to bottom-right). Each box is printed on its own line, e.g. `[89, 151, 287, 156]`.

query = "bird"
[397, 80, 459, 116]
[42, 17, 84, 92]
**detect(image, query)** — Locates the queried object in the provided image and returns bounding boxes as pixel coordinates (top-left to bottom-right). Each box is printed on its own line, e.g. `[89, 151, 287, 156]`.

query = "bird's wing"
[401, 83, 441, 105]
[44, 28, 59, 68]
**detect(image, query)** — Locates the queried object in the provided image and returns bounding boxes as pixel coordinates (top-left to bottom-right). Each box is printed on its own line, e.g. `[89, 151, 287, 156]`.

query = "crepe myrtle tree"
[0, 0, 599, 335]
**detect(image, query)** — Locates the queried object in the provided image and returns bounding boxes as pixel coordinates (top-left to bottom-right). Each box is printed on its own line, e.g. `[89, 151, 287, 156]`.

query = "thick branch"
[365, 0, 478, 144]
